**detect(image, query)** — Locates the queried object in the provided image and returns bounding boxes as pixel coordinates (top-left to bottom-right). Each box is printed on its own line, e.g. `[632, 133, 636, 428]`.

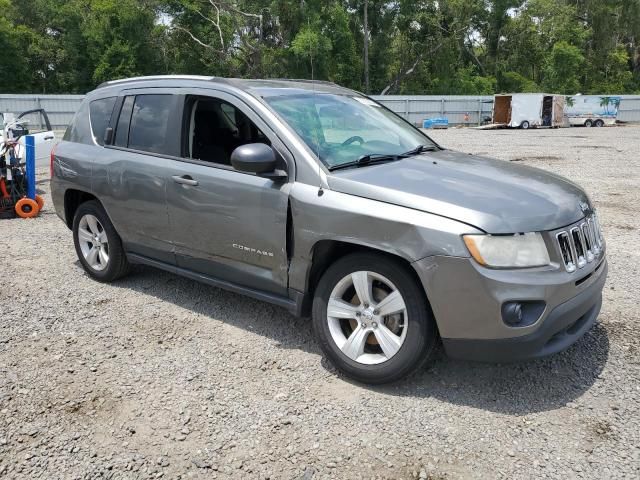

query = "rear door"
[165, 89, 292, 295]
[552, 96, 566, 127]
[92, 90, 182, 264]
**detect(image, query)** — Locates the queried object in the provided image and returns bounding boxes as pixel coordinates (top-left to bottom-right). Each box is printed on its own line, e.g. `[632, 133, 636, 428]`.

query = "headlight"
[463, 232, 550, 268]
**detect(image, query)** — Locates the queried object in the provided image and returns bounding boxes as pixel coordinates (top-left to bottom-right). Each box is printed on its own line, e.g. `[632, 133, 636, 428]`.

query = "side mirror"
[230, 143, 287, 179]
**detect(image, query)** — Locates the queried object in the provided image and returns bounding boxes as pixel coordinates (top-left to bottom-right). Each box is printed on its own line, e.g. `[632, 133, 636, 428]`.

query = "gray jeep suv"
[51, 76, 607, 384]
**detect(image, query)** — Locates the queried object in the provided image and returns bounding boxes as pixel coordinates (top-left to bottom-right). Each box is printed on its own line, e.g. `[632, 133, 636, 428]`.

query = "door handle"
[172, 175, 199, 186]
[44, 136, 54, 140]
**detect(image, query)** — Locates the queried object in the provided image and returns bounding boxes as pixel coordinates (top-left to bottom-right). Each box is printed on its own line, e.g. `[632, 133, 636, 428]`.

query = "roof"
[96, 75, 355, 98]
[495, 93, 563, 97]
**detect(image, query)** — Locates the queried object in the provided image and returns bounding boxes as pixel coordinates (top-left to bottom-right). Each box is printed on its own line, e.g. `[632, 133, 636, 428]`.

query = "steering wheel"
[341, 135, 364, 146]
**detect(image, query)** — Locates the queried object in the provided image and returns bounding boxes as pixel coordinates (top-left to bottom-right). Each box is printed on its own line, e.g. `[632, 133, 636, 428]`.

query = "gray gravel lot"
[1, 125, 639, 479]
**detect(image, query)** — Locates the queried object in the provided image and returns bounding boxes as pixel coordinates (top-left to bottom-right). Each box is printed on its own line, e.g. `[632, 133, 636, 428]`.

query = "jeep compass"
[51, 76, 607, 384]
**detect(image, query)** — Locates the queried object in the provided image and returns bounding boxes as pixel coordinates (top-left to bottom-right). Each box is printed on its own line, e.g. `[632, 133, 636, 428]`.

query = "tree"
[0, 1, 32, 92]
[543, 41, 585, 94]
[2, 0, 639, 94]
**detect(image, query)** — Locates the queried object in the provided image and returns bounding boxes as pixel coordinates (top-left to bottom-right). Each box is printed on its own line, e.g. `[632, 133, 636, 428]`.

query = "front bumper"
[413, 253, 607, 362]
[442, 260, 606, 361]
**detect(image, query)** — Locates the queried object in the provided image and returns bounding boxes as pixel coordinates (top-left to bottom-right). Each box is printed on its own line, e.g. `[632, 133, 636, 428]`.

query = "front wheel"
[312, 253, 437, 384]
[73, 200, 130, 282]
[520, 121, 530, 129]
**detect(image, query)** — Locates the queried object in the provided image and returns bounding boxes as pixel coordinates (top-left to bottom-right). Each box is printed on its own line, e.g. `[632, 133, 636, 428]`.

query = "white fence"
[371, 95, 495, 126]
[0, 94, 84, 129]
[2, 93, 639, 129]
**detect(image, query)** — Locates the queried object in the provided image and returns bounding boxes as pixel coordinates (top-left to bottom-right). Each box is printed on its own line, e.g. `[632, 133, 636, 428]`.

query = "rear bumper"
[441, 260, 607, 362]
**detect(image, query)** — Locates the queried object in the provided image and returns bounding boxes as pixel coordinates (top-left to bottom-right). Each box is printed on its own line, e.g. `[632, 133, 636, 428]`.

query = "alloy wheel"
[327, 271, 408, 365]
[78, 214, 109, 271]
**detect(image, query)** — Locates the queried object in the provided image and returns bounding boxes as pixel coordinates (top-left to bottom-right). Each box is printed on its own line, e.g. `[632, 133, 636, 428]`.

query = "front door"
[166, 90, 291, 295]
[5, 109, 55, 163]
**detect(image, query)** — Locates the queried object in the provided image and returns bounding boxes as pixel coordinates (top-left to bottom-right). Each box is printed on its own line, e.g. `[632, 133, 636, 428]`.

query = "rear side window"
[127, 95, 173, 154]
[89, 97, 116, 145]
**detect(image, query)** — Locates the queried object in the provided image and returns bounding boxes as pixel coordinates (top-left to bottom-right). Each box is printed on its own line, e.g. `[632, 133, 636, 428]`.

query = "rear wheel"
[312, 253, 437, 384]
[520, 121, 530, 129]
[15, 198, 40, 218]
[73, 200, 130, 282]
[35, 194, 45, 211]
[585, 119, 593, 127]
[594, 119, 604, 127]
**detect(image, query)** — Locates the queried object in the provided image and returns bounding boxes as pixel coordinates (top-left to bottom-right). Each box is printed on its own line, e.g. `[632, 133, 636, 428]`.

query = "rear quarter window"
[89, 97, 117, 145]
[63, 100, 92, 144]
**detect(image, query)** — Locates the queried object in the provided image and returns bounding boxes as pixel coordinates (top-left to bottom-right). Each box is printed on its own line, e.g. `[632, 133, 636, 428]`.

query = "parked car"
[0, 109, 56, 161]
[51, 76, 607, 384]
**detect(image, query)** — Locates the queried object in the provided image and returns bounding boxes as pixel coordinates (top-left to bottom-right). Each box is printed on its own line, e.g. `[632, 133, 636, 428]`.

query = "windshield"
[264, 93, 438, 169]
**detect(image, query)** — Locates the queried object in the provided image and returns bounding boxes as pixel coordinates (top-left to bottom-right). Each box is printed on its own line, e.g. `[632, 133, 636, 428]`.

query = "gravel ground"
[1, 125, 639, 480]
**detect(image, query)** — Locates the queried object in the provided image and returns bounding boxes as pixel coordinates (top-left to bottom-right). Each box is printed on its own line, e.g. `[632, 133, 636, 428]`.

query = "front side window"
[264, 94, 436, 169]
[185, 97, 270, 166]
[89, 97, 116, 145]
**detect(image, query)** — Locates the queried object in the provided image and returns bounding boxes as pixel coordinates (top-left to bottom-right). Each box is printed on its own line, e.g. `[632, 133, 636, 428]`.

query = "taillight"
[50, 144, 56, 178]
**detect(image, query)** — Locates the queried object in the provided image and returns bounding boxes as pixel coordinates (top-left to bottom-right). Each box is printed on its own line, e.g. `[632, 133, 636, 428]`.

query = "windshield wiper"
[328, 144, 440, 171]
[328, 153, 405, 171]
[402, 144, 439, 156]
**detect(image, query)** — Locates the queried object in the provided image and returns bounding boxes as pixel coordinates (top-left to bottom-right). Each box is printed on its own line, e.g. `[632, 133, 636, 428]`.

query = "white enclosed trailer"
[492, 93, 565, 129]
[565, 95, 620, 127]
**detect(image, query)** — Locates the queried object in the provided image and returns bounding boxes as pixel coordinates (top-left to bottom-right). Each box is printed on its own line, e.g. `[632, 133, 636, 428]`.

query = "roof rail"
[267, 78, 339, 87]
[97, 75, 215, 89]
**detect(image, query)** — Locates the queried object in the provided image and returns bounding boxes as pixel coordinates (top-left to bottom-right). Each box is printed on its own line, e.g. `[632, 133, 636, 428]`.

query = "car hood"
[327, 149, 591, 234]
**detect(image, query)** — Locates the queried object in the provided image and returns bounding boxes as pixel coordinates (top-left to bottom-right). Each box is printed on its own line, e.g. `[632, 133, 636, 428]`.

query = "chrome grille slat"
[581, 222, 594, 262]
[556, 213, 603, 272]
[570, 227, 587, 268]
[594, 216, 603, 248]
[557, 232, 576, 272]
[587, 218, 599, 255]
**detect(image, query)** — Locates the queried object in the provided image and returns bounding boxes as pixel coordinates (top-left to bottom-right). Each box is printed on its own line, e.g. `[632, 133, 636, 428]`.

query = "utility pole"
[364, 0, 369, 94]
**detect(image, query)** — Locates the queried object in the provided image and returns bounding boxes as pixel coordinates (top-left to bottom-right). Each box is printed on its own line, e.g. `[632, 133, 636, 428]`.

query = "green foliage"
[291, 27, 332, 68]
[543, 41, 585, 94]
[498, 72, 540, 93]
[1, 0, 638, 94]
[587, 47, 634, 94]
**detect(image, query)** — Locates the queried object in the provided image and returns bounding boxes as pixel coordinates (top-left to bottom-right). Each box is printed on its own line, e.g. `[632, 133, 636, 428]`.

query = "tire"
[520, 121, 530, 130]
[15, 198, 40, 218]
[312, 253, 437, 384]
[585, 119, 593, 127]
[594, 119, 604, 128]
[72, 200, 130, 282]
[35, 194, 45, 210]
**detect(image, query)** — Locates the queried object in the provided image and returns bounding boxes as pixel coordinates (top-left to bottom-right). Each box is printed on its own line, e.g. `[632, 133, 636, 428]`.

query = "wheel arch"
[63, 188, 100, 229]
[299, 239, 431, 318]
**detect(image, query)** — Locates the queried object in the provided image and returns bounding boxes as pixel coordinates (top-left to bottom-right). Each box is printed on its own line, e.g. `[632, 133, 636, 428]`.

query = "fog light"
[501, 301, 546, 327]
[502, 302, 523, 326]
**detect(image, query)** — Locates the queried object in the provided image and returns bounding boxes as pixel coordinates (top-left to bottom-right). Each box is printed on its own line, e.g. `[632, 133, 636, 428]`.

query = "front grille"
[556, 214, 603, 272]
